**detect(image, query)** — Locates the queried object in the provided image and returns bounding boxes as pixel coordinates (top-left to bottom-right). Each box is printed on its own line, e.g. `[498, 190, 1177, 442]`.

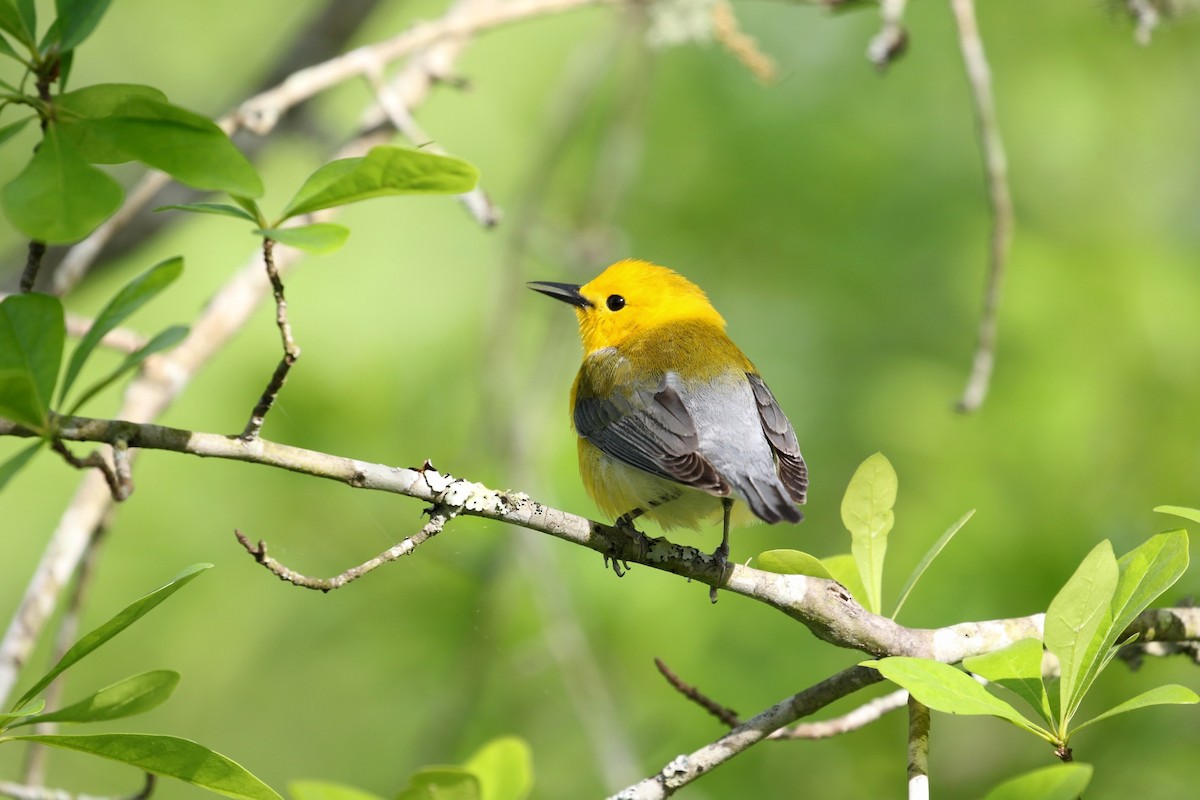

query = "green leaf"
[892, 509, 973, 619]
[1155, 505, 1200, 524]
[4, 733, 281, 800]
[0, 698, 44, 728]
[821, 553, 869, 608]
[254, 223, 349, 254]
[0, 115, 32, 145]
[53, 0, 113, 51]
[72, 97, 262, 196]
[230, 194, 265, 225]
[54, 83, 167, 162]
[396, 767, 480, 800]
[963, 638, 1053, 727]
[12, 563, 211, 711]
[463, 736, 533, 800]
[288, 780, 385, 800]
[1072, 684, 1199, 734]
[982, 763, 1093, 800]
[59, 256, 183, 404]
[0, 0, 36, 48]
[841, 452, 897, 614]
[863, 657, 1051, 741]
[756, 549, 834, 579]
[0, 32, 20, 60]
[156, 202, 257, 222]
[0, 440, 43, 491]
[65, 324, 187, 415]
[15, 670, 179, 726]
[1043, 540, 1119, 728]
[281, 145, 478, 219]
[2, 124, 122, 243]
[0, 292, 64, 431]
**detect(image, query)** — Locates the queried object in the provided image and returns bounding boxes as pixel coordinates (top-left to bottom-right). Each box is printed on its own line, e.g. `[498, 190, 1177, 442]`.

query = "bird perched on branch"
[529, 259, 807, 600]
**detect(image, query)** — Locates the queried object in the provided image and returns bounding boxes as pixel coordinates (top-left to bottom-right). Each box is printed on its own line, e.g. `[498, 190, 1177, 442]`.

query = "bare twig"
[47, 440, 128, 502]
[711, 0, 777, 83]
[907, 695, 930, 800]
[768, 687, 909, 739]
[240, 239, 300, 441]
[655, 658, 741, 727]
[867, 0, 909, 69]
[612, 665, 886, 799]
[234, 503, 456, 590]
[951, 0, 1014, 413]
[20, 242, 46, 293]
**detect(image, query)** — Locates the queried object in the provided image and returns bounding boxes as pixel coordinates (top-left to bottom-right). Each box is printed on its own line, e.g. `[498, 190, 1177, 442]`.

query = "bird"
[528, 259, 807, 600]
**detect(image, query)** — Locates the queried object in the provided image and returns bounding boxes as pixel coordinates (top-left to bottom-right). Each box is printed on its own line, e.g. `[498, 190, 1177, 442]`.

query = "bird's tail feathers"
[736, 474, 803, 525]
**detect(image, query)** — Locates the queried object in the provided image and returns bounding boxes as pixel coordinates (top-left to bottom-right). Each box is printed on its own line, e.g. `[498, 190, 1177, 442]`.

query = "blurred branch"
[867, 0, 908, 69]
[770, 687, 909, 739]
[951, 0, 1013, 414]
[0, 774, 155, 800]
[907, 696, 930, 800]
[712, 0, 777, 82]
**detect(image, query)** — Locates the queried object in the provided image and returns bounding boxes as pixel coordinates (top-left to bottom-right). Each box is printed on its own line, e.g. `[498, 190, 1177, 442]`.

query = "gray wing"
[574, 372, 730, 496]
[748, 373, 808, 505]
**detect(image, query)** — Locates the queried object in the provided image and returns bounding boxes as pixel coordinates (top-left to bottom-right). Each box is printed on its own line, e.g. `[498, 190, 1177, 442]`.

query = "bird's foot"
[709, 539, 731, 604]
[603, 510, 645, 577]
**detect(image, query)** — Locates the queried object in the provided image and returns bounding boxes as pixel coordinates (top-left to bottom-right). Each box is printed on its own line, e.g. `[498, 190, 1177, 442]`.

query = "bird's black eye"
[606, 294, 626, 311]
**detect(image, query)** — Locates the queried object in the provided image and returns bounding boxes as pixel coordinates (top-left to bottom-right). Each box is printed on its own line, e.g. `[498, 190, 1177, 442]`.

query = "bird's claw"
[709, 540, 731, 603]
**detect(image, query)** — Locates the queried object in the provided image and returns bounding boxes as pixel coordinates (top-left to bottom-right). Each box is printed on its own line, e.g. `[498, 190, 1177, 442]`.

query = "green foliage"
[254, 223, 351, 254]
[0, 565, 279, 799]
[289, 736, 532, 800]
[842, 452, 896, 614]
[1156, 505, 1200, 524]
[6, 734, 281, 800]
[755, 549, 834, 579]
[982, 763, 1093, 800]
[864, 529, 1197, 764]
[0, 292, 63, 432]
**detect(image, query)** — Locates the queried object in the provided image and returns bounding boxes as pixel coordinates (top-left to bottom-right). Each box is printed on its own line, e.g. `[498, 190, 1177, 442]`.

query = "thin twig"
[47, 440, 127, 502]
[907, 695, 930, 800]
[240, 238, 300, 441]
[654, 658, 741, 727]
[711, 0, 777, 83]
[234, 504, 456, 591]
[951, 0, 1014, 413]
[19, 242, 46, 294]
[768, 687, 909, 739]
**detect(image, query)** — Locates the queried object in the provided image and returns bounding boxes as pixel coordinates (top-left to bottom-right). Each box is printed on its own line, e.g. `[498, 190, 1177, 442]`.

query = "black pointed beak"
[527, 281, 592, 308]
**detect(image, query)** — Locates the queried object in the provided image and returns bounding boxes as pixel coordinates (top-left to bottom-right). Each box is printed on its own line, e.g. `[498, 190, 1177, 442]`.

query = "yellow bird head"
[527, 259, 727, 354]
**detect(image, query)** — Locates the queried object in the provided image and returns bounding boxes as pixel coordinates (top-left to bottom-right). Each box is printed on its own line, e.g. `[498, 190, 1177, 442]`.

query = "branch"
[0, 774, 154, 800]
[907, 696, 930, 800]
[951, 0, 1014, 413]
[239, 239, 300, 441]
[769, 687, 909, 739]
[655, 658, 741, 727]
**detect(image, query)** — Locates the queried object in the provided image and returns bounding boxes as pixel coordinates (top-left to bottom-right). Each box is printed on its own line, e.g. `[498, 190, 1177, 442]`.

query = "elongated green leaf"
[156, 202, 257, 222]
[756, 549, 834, 579]
[54, 83, 167, 163]
[863, 657, 1051, 740]
[0, 698, 44, 728]
[0, 440, 43, 491]
[13, 563, 210, 711]
[53, 0, 112, 51]
[5, 733, 280, 800]
[0, 115, 32, 145]
[281, 145, 478, 219]
[822, 553, 869, 608]
[1044, 540, 1119, 727]
[254, 223, 349, 254]
[2, 125, 122, 242]
[15, 670, 179, 726]
[1155, 505, 1200, 524]
[289, 781, 385, 800]
[230, 194, 264, 225]
[892, 509, 973, 618]
[1072, 684, 1198, 735]
[396, 768, 480, 800]
[66, 324, 187, 415]
[963, 638, 1053, 727]
[983, 763, 1093, 800]
[463, 736, 533, 800]
[0, 32, 19, 60]
[0, 293, 64, 431]
[841, 452, 896, 614]
[0, 0, 35, 48]
[80, 97, 262, 196]
[60, 256, 183, 403]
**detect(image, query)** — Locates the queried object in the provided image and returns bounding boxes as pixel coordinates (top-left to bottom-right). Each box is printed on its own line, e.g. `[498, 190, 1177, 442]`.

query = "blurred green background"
[2, 0, 1199, 797]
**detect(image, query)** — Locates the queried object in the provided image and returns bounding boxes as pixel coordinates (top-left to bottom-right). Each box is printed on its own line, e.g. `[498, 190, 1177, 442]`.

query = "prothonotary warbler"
[529, 259, 807, 599]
